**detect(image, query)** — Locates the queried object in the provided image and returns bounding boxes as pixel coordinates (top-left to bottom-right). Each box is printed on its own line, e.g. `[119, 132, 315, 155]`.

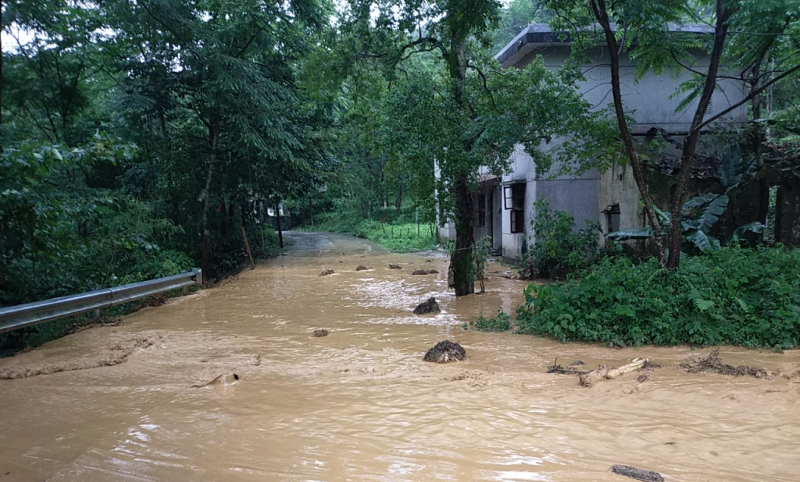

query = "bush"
[465, 310, 512, 332]
[520, 200, 603, 280]
[516, 246, 800, 349]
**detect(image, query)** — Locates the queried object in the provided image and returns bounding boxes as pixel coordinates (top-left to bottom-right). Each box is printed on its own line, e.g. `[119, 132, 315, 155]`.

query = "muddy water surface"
[1, 232, 799, 482]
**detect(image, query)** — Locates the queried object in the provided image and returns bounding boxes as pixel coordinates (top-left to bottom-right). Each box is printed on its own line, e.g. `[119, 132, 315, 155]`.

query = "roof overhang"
[494, 23, 715, 69]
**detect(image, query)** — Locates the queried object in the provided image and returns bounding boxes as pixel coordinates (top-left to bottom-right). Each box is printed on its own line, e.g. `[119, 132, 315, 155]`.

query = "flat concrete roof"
[495, 23, 714, 68]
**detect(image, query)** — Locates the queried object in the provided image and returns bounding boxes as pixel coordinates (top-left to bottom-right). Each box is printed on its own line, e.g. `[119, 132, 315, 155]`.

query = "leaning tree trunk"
[201, 116, 220, 278]
[590, 0, 667, 267]
[665, 0, 730, 269]
[451, 174, 475, 296]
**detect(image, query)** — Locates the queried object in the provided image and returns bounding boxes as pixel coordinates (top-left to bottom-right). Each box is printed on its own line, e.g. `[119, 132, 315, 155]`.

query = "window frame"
[505, 183, 525, 234]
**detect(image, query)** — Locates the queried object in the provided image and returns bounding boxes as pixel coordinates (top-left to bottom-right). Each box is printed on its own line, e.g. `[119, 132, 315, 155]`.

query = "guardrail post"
[193, 268, 203, 286]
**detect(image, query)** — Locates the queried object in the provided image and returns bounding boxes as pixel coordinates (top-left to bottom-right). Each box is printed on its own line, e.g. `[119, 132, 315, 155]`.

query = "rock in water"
[423, 341, 466, 363]
[413, 297, 441, 315]
[411, 269, 439, 275]
[311, 329, 329, 337]
[355, 265, 370, 271]
[319, 269, 335, 276]
[388, 264, 402, 269]
[609, 465, 664, 482]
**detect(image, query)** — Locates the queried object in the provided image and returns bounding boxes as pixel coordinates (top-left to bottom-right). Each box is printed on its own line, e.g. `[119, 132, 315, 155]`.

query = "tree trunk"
[451, 174, 475, 296]
[395, 183, 403, 211]
[665, 0, 731, 269]
[201, 115, 220, 278]
[447, 36, 476, 297]
[275, 202, 284, 249]
[749, 58, 770, 234]
[590, 0, 667, 267]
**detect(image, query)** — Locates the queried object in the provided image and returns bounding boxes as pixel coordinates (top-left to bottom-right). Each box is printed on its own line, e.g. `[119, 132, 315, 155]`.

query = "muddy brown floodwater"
[1, 232, 799, 482]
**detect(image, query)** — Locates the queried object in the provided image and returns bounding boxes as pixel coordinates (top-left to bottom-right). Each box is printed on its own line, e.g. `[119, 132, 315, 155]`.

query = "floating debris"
[570, 360, 585, 366]
[355, 265, 370, 271]
[192, 372, 239, 388]
[411, 269, 439, 275]
[388, 264, 402, 269]
[319, 269, 335, 276]
[413, 297, 441, 315]
[547, 364, 588, 376]
[610, 464, 664, 482]
[423, 341, 466, 363]
[680, 349, 770, 379]
[637, 360, 661, 383]
[311, 329, 329, 337]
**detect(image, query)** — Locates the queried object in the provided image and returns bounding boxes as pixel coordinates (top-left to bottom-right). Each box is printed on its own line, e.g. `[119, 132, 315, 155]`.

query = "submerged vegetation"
[465, 310, 512, 332]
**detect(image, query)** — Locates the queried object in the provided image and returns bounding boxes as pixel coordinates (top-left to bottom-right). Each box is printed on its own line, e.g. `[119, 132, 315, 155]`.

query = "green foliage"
[301, 214, 438, 253]
[465, 310, 512, 332]
[521, 200, 603, 280]
[517, 247, 800, 349]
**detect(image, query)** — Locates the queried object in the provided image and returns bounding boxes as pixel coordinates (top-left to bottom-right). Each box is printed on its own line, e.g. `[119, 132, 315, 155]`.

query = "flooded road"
[1, 232, 799, 482]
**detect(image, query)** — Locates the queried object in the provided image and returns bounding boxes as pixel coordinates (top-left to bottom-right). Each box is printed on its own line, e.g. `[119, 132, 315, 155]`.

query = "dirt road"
[0, 233, 798, 481]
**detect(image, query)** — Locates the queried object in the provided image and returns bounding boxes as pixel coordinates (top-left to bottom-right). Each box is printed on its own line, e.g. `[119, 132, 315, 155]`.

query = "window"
[504, 183, 525, 234]
[602, 203, 621, 234]
[475, 193, 486, 227]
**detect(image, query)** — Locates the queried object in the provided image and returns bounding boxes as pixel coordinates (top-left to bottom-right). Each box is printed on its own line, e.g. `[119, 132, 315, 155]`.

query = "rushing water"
[1, 233, 799, 482]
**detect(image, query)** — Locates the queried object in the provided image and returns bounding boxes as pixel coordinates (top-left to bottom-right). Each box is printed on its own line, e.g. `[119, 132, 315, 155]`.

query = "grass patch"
[516, 246, 800, 349]
[299, 215, 438, 253]
[464, 310, 512, 332]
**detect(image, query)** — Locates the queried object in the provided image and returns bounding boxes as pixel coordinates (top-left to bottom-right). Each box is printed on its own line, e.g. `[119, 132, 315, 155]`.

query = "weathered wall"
[598, 164, 646, 240]
[515, 46, 747, 133]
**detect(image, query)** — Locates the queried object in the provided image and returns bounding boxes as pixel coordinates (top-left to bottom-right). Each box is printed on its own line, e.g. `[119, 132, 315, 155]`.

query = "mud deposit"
[1, 231, 799, 481]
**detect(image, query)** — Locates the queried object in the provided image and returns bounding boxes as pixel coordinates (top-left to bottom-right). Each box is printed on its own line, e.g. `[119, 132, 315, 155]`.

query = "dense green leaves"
[517, 247, 800, 348]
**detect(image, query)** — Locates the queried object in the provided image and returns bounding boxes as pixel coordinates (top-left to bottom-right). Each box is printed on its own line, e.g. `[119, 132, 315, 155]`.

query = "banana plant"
[607, 152, 764, 252]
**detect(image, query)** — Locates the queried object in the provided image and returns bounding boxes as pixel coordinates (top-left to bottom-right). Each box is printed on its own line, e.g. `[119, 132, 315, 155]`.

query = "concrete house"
[437, 24, 748, 260]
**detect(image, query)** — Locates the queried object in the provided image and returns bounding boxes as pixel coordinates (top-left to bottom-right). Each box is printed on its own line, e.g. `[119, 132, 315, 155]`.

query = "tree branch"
[695, 61, 800, 132]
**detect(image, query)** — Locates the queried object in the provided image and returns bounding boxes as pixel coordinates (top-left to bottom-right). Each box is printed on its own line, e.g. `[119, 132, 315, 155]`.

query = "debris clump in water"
[413, 297, 441, 315]
[610, 464, 664, 482]
[547, 362, 588, 376]
[311, 329, 329, 337]
[192, 372, 239, 388]
[355, 265, 370, 271]
[423, 340, 466, 363]
[388, 264, 402, 269]
[319, 269, 335, 276]
[637, 359, 661, 383]
[411, 269, 439, 275]
[680, 349, 771, 379]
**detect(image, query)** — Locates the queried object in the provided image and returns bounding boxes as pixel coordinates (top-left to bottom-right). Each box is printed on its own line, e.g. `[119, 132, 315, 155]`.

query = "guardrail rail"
[0, 268, 202, 333]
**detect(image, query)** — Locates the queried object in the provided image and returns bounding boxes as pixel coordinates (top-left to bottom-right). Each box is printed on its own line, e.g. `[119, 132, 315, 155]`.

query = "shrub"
[465, 310, 512, 332]
[520, 200, 603, 280]
[516, 246, 800, 349]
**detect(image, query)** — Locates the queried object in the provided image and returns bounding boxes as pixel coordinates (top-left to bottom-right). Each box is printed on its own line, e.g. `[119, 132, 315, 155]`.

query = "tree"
[340, 0, 616, 295]
[547, 0, 800, 268]
[103, 0, 326, 276]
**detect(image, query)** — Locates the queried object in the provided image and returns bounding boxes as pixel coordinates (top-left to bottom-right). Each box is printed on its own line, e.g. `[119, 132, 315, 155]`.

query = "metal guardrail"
[0, 268, 202, 334]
